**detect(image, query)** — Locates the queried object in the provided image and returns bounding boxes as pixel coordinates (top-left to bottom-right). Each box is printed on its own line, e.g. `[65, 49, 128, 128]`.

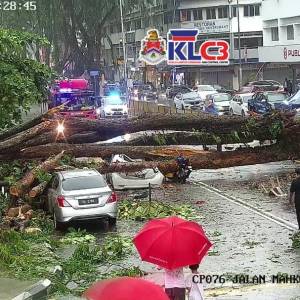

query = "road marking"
[194, 182, 298, 231]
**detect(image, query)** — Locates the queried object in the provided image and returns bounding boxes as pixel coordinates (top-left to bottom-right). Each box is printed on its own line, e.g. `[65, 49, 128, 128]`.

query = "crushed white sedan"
[107, 154, 164, 190]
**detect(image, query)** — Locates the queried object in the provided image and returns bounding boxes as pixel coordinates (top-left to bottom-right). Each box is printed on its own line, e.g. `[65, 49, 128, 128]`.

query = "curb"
[12, 279, 51, 300]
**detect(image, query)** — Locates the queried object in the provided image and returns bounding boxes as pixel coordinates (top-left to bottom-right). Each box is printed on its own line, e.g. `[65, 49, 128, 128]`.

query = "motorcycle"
[165, 163, 192, 183]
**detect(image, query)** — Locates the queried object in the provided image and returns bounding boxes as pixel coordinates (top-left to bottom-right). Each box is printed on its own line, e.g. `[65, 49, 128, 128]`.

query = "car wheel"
[53, 212, 65, 231]
[229, 108, 234, 116]
[241, 110, 245, 117]
[108, 217, 117, 226]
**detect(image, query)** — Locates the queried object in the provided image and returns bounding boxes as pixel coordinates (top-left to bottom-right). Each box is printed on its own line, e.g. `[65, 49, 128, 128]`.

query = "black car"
[212, 84, 236, 95]
[139, 84, 158, 101]
[242, 80, 282, 93]
[166, 85, 193, 99]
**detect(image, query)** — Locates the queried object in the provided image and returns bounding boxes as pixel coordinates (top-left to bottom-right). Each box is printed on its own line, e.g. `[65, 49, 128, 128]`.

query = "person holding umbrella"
[163, 267, 186, 300]
[185, 264, 205, 300]
[133, 216, 212, 300]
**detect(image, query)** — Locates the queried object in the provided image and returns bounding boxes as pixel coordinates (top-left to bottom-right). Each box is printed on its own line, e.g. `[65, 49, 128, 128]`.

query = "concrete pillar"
[232, 66, 239, 90]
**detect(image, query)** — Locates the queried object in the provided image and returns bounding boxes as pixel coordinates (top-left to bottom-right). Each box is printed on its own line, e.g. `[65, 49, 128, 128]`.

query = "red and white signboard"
[259, 44, 300, 63]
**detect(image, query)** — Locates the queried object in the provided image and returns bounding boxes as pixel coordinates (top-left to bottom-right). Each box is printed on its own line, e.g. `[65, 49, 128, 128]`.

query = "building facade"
[258, 0, 300, 86]
[102, 0, 295, 89]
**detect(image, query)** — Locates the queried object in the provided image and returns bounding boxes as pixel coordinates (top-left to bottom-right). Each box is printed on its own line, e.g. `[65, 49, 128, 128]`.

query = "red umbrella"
[133, 216, 212, 269]
[83, 277, 169, 300]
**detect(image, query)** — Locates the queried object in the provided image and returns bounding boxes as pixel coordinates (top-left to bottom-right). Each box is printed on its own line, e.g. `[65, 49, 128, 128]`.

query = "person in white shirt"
[185, 264, 205, 300]
[163, 267, 185, 300]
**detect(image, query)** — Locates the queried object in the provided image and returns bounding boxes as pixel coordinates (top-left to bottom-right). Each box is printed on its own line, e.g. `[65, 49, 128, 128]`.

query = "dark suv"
[248, 91, 290, 114]
[166, 85, 192, 99]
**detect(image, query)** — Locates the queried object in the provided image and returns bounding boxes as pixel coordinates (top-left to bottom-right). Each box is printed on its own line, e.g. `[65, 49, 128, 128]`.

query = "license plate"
[78, 198, 98, 205]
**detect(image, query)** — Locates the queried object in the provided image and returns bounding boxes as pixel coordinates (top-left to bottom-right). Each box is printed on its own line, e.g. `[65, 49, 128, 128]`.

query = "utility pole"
[228, 0, 234, 62]
[237, 0, 242, 89]
[119, 0, 127, 82]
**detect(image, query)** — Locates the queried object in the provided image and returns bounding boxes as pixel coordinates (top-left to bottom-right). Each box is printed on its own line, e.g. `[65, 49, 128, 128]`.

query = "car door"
[236, 96, 244, 115]
[230, 96, 237, 114]
[47, 175, 60, 213]
[174, 93, 183, 108]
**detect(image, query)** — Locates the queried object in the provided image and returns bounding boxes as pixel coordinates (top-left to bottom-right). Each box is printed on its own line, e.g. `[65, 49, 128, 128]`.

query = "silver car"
[47, 169, 117, 230]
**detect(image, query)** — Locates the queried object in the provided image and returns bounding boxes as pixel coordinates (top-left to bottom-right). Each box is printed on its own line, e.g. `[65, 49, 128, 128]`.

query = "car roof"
[212, 92, 230, 96]
[57, 169, 100, 179]
[235, 93, 253, 97]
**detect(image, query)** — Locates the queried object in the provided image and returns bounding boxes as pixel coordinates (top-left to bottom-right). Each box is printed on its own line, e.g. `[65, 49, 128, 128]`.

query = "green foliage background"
[0, 29, 53, 129]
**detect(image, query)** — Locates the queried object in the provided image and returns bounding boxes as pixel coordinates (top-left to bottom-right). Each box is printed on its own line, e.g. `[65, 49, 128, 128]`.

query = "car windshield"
[63, 96, 95, 111]
[289, 91, 300, 104]
[213, 94, 231, 102]
[266, 93, 287, 102]
[104, 86, 120, 96]
[62, 175, 107, 191]
[242, 95, 253, 102]
[143, 85, 152, 90]
[198, 85, 215, 91]
[105, 95, 124, 105]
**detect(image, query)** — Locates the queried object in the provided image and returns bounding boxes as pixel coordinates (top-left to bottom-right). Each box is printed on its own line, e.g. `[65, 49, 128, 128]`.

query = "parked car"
[47, 169, 117, 229]
[205, 93, 232, 115]
[212, 84, 236, 95]
[229, 93, 254, 117]
[252, 91, 290, 111]
[174, 91, 203, 110]
[194, 85, 218, 100]
[107, 154, 164, 190]
[99, 94, 128, 118]
[166, 85, 193, 99]
[139, 84, 158, 101]
[241, 80, 283, 93]
[288, 90, 300, 109]
[248, 91, 290, 115]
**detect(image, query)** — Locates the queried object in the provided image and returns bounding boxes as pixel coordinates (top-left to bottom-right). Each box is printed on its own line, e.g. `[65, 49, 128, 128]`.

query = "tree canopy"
[1, 0, 151, 75]
[0, 29, 53, 129]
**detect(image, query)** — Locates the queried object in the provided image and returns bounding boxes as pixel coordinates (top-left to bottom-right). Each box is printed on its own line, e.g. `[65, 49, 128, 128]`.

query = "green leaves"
[0, 29, 53, 129]
[118, 199, 196, 221]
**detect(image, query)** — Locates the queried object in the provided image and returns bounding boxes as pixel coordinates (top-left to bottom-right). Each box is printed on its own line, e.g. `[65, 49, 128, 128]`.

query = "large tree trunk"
[28, 181, 48, 198]
[0, 121, 52, 152]
[4, 142, 296, 165]
[9, 151, 64, 197]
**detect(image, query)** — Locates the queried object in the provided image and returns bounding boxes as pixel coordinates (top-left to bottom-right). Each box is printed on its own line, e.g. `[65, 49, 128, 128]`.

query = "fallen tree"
[0, 112, 289, 153]
[28, 181, 48, 198]
[9, 151, 64, 197]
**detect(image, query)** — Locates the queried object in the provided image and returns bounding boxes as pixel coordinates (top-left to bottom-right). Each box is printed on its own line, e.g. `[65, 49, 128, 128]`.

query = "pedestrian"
[163, 267, 186, 300]
[287, 79, 293, 96]
[289, 168, 300, 230]
[283, 78, 288, 93]
[185, 264, 205, 300]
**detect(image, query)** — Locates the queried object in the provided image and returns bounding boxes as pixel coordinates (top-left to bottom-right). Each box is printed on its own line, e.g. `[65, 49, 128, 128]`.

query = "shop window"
[271, 27, 279, 41]
[287, 25, 294, 40]
[218, 6, 228, 19]
[180, 9, 191, 22]
[244, 4, 260, 17]
[193, 8, 203, 20]
[232, 6, 237, 17]
[206, 8, 216, 20]
[134, 19, 141, 30]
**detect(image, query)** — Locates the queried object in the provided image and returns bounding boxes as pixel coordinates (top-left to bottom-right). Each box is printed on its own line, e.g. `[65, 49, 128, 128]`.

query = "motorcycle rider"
[176, 153, 191, 182]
